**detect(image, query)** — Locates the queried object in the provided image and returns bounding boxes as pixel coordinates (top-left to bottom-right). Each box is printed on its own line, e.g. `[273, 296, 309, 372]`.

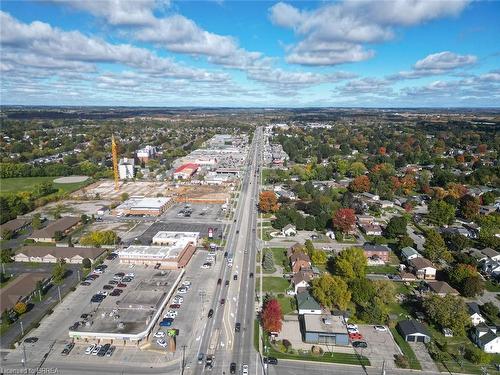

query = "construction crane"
[111, 135, 119, 191]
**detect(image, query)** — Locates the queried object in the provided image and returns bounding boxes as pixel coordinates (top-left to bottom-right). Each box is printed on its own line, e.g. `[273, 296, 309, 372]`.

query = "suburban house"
[291, 270, 313, 294]
[296, 291, 322, 315]
[0, 272, 51, 316]
[302, 314, 349, 346]
[357, 215, 375, 225]
[397, 320, 431, 343]
[14, 246, 106, 264]
[482, 259, 500, 277]
[290, 252, 312, 273]
[400, 272, 417, 281]
[286, 243, 303, 258]
[360, 223, 383, 236]
[481, 247, 500, 262]
[426, 281, 459, 297]
[401, 247, 421, 262]
[377, 200, 394, 209]
[409, 257, 437, 280]
[0, 218, 30, 239]
[361, 192, 379, 201]
[28, 216, 80, 243]
[471, 324, 500, 353]
[467, 302, 486, 326]
[282, 224, 297, 237]
[363, 244, 390, 262]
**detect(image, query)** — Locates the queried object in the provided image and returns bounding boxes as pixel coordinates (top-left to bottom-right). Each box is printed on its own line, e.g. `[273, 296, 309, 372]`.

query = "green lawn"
[276, 295, 297, 315]
[484, 280, 500, 292]
[268, 247, 287, 268]
[390, 327, 422, 370]
[0, 176, 89, 195]
[366, 265, 399, 274]
[262, 276, 290, 293]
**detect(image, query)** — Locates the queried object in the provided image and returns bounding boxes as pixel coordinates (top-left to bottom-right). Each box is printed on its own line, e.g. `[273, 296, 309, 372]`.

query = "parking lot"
[138, 221, 225, 245]
[161, 203, 224, 222]
[355, 325, 401, 364]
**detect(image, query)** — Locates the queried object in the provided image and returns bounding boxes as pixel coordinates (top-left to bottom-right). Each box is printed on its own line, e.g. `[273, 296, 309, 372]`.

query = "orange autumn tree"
[258, 191, 279, 213]
[349, 175, 371, 193]
[332, 208, 356, 234]
[262, 299, 282, 333]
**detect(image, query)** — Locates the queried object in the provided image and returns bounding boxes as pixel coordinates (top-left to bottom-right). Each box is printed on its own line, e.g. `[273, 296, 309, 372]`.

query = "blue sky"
[1, 0, 499, 107]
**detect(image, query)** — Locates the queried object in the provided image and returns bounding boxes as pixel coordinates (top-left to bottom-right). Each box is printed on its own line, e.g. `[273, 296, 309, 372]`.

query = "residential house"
[360, 223, 383, 236]
[377, 200, 394, 209]
[409, 257, 437, 280]
[397, 320, 431, 343]
[0, 273, 51, 316]
[282, 224, 297, 237]
[290, 252, 312, 273]
[481, 248, 500, 262]
[357, 215, 375, 225]
[400, 272, 417, 281]
[401, 247, 421, 262]
[0, 218, 30, 239]
[471, 324, 500, 353]
[14, 246, 106, 264]
[361, 192, 379, 201]
[363, 244, 390, 262]
[28, 216, 80, 243]
[427, 281, 459, 297]
[482, 259, 500, 277]
[286, 243, 303, 258]
[296, 291, 322, 315]
[467, 302, 486, 326]
[291, 270, 313, 294]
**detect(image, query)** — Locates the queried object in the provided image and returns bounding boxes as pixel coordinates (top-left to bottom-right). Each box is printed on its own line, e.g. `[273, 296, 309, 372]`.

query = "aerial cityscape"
[0, 1, 499, 375]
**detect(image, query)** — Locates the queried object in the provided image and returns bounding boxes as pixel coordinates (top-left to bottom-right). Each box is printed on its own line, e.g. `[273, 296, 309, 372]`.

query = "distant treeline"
[0, 162, 107, 179]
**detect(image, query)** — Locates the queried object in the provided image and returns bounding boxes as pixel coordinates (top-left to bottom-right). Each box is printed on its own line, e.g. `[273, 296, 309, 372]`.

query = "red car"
[349, 333, 363, 340]
[169, 304, 181, 309]
[117, 283, 127, 288]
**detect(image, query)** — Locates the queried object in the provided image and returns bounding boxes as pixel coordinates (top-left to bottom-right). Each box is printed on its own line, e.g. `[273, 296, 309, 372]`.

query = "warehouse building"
[114, 197, 172, 217]
[173, 163, 199, 180]
[119, 231, 198, 269]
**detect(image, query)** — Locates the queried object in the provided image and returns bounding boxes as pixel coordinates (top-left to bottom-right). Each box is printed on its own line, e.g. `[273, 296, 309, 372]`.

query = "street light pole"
[57, 285, 62, 303]
[20, 320, 24, 336]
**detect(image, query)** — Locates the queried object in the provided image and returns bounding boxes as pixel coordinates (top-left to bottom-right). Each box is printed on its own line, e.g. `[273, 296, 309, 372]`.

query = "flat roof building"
[114, 197, 172, 217]
[303, 314, 349, 346]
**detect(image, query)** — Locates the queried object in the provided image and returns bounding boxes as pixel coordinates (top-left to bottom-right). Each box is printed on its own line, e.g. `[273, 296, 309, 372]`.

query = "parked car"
[24, 337, 38, 344]
[157, 339, 168, 348]
[105, 346, 115, 357]
[92, 345, 101, 355]
[159, 319, 173, 327]
[103, 285, 113, 290]
[117, 283, 127, 288]
[154, 331, 165, 338]
[197, 353, 205, 364]
[352, 341, 368, 348]
[80, 281, 91, 286]
[374, 325, 387, 332]
[85, 344, 95, 355]
[108, 280, 118, 285]
[347, 323, 358, 330]
[169, 303, 181, 309]
[265, 357, 278, 365]
[98, 344, 110, 357]
[230, 363, 237, 374]
[61, 342, 74, 356]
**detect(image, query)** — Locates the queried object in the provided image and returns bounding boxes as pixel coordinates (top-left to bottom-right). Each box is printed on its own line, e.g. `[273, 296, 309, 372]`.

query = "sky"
[1, 0, 499, 107]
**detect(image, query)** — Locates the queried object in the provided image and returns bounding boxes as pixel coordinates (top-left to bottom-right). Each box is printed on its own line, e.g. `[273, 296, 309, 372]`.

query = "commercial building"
[0, 273, 51, 316]
[0, 218, 30, 239]
[302, 314, 349, 346]
[136, 145, 156, 162]
[14, 246, 105, 264]
[28, 216, 80, 243]
[119, 231, 198, 269]
[114, 197, 172, 217]
[119, 158, 135, 180]
[173, 163, 199, 180]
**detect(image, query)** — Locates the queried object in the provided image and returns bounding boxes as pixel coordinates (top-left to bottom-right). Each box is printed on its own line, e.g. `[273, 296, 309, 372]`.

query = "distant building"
[426, 281, 459, 297]
[28, 216, 80, 243]
[467, 302, 486, 326]
[114, 197, 172, 217]
[14, 246, 105, 264]
[360, 223, 383, 236]
[119, 157, 135, 180]
[136, 145, 156, 162]
[282, 224, 297, 237]
[173, 163, 199, 180]
[401, 247, 421, 262]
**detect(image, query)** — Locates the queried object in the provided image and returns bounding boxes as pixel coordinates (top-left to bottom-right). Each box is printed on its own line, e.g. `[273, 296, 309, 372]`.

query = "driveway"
[474, 291, 500, 309]
[410, 342, 439, 372]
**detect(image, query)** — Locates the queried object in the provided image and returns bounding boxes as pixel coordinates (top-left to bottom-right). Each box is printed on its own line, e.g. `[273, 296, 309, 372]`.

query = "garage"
[397, 320, 431, 344]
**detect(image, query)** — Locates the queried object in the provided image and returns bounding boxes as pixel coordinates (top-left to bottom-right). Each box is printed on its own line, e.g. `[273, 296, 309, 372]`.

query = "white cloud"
[335, 77, 393, 95]
[269, 1, 470, 66]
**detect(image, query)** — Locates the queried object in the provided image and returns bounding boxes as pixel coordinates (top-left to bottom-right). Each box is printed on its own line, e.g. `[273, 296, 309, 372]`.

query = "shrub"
[311, 346, 323, 355]
[282, 339, 292, 351]
[394, 354, 409, 368]
[13, 302, 27, 315]
[465, 346, 491, 365]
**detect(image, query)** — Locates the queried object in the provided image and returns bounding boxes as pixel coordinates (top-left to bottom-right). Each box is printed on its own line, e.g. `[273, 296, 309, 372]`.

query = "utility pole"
[57, 286, 62, 303]
[21, 341, 27, 368]
[20, 320, 24, 336]
[181, 344, 187, 375]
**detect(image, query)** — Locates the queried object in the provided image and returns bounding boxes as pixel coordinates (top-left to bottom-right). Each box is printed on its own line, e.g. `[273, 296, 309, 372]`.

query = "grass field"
[276, 295, 297, 315]
[0, 176, 88, 195]
[262, 276, 290, 293]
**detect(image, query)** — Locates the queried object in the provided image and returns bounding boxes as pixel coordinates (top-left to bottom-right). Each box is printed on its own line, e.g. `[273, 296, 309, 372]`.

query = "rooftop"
[0, 272, 52, 311]
[116, 197, 171, 211]
[30, 216, 80, 239]
[16, 246, 105, 260]
[303, 314, 346, 334]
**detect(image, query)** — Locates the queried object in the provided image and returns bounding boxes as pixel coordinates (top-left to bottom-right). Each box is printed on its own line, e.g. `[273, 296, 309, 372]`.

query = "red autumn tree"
[332, 208, 356, 234]
[258, 191, 279, 213]
[455, 154, 465, 164]
[261, 299, 282, 333]
[349, 175, 371, 193]
[378, 146, 387, 155]
[459, 194, 480, 221]
[477, 144, 487, 154]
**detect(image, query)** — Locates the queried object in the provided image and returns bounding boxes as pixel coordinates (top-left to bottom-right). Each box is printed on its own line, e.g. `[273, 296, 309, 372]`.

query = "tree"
[0, 248, 13, 263]
[465, 346, 491, 365]
[443, 233, 471, 252]
[333, 247, 367, 281]
[349, 175, 371, 193]
[459, 194, 480, 221]
[80, 230, 119, 247]
[397, 235, 414, 251]
[424, 229, 452, 262]
[258, 191, 279, 213]
[348, 162, 366, 177]
[428, 200, 455, 226]
[261, 299, 282, 333]
[311, 249, 327, 265]
[54, 230, 63, 241]
[384, 216, 408, 238]
[32, 213, 42, 229]
[120, 192, 129, 202]
[448, 264, 476, 288]
[349, 278, 375, 306]
[1, 309, 11, 325]
[311, 274, 351, 310]
[481, 302, 499, 320]
[82, 258, 92, 269]
[13, 302, 27, 315]
[422, 294, 471, 336]
[373, 280, 396, 304]
[481, 191, 496, 205]
[332, 208, 355, 234]
[52, 260, 67, 285]
[359, 299, 389, 324]
[462, 275, 484, 297]
[1, 228, 13, 240]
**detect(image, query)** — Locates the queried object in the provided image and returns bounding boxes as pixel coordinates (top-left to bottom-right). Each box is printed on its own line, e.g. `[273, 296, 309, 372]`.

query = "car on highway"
[217, 278, 222, 285]
[208, 309, 214, 318]
[233, 274, 238, 280]
[205, 355, 214, 370]
[225, 280, 229, 286]
[230, 363, 236, 374]
[374, 325, 387, 332]
[249, 273, 254, 278]
[197, 353, 204, 364]
[235, 323, 241, 332]
[242, 364, 249, 375]
[220, 298, 226, 305]
[263, 357, 278, 365]
[352, 341, 368, 348]
[61, 342, 74, 356]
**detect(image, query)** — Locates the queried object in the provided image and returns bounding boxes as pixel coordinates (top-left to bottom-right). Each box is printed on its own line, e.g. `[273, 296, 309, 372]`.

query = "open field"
[0, 176, 89, 195]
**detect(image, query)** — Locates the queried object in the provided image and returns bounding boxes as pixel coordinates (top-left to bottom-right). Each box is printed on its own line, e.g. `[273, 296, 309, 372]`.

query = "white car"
[173, 296, 184, 303]
[181, 280, 191, 287]
[157, 339, 168, 348]
[92, 345, 101, 355]
[154, 331, 165, 338]
[347, 327, 359, 334]
[164, 312, 176, 319]
[125, 273, 135, 278]
[177, 287, 188, 294]
[93, 269, 103, 274]
[374, 325, 387, 332]
[85, 344, 95, 355]
[167, 310, 178, 316]
[347, 323, 358, 330]
[208, 252, 216, 256]
[98, 291, 108, 296]
[242, 364, 249, 375]
[201, 263, 211, 269]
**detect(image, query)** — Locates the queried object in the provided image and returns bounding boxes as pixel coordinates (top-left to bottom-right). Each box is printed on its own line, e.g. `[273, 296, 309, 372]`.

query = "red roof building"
[173, 163, 199, 180]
